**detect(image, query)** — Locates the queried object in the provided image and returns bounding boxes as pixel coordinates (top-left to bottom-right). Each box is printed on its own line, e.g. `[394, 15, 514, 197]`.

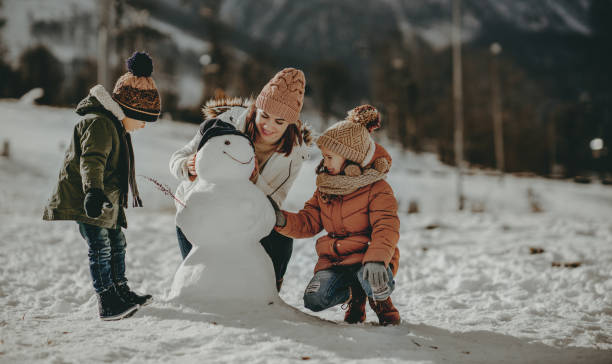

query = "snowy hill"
[1, 0, 591, 63]
[218, 0, 592, 53]
[0, 100, 611, 363]
[0, 0, 595, 88]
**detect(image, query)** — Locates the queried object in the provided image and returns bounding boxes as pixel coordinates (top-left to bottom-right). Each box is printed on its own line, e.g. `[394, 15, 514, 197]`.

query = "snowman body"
[169, 133, 278, 309]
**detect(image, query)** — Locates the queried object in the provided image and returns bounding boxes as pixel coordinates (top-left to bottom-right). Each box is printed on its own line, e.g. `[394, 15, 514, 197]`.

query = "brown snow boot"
[368, 296, 401, 326]
[343, 285, 367, 324]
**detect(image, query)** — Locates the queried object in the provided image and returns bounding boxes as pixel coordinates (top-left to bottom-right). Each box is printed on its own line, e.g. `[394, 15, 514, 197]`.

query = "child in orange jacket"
[272, 105, 401, 325]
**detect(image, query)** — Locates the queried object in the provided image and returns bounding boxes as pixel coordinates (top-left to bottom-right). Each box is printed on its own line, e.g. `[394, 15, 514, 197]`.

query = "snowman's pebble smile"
[223, 150, 253, 165]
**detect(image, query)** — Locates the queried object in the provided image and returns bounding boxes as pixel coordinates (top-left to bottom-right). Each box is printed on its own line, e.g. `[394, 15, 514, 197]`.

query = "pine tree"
[18, 45, 64, 105]
[0, 0, 18, 98]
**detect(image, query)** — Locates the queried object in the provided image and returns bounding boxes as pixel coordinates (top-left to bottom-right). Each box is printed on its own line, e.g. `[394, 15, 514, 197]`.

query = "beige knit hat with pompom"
[316, 105, 381, 166]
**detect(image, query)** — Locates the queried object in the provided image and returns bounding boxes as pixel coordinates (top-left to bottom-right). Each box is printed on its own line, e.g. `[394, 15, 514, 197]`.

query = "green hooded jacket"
[43, 95, 128, 229]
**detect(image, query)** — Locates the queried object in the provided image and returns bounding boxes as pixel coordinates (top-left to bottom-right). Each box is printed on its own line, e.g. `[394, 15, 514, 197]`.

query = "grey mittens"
[267, 195, 286, 227]
[363, 262, 388, 289]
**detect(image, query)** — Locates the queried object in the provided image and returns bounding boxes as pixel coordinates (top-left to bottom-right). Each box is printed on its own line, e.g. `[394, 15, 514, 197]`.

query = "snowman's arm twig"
[138, 175, 186, 208]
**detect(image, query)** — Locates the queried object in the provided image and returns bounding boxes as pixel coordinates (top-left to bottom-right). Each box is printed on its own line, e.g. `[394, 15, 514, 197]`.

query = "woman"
[169, 68, 312, 291]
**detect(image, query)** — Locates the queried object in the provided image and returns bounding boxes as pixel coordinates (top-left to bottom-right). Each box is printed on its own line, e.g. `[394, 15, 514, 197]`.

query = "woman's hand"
[187, 154, 197, 181]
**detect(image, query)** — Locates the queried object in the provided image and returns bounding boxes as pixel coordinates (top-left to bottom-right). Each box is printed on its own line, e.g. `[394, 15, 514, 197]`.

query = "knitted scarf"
[124, 132, 143, 208]
[316, 168, 387, 199]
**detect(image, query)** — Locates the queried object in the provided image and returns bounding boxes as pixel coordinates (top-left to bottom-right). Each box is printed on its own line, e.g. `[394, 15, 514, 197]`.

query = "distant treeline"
[0, 0, 610, 179]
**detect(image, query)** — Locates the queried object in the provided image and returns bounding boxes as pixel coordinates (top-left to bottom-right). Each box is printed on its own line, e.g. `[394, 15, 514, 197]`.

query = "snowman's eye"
[225, 140, 231, 145]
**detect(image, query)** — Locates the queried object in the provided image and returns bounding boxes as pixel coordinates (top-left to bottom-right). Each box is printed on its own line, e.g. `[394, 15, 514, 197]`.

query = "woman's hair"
[244, 103, 303, 156]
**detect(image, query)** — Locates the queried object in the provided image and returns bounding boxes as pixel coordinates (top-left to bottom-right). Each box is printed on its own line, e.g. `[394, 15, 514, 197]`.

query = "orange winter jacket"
[275, 179, 400, 275]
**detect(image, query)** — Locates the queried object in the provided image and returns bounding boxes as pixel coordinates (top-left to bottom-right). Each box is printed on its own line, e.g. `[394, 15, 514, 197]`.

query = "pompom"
[344, 164, 362, 177]
[346, 104, 381, 132]
[127, 51, 153, 77]
[373, 158, 390, 173]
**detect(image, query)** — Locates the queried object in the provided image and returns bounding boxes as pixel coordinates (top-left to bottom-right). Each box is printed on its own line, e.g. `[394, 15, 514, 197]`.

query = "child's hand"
[363, 262, 388, 289]
[84, 188, 112, 218]
[187, 154, 197, 180]
[267, 195, 286, 227]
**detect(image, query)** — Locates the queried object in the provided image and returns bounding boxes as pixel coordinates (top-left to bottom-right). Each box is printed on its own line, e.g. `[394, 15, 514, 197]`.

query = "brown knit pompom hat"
[256, 68, 305, 125]
[112, 52, 161, 122]
[316, 105, 381, 166]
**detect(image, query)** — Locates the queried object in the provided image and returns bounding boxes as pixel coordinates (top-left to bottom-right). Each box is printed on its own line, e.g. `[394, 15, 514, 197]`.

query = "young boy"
[43, 52, 160, 321]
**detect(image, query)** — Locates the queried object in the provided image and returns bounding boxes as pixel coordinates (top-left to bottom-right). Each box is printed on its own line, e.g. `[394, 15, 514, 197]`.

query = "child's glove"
[84, 188, 112, 218]
[266, 195, 286, 227]
[363, 262, 389, 289]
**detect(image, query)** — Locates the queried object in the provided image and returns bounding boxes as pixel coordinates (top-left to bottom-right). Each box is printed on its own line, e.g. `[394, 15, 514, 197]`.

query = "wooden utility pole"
[452, 0, 465, 210]
[98, 0, 112, 89]
[490, 42, 505, 180]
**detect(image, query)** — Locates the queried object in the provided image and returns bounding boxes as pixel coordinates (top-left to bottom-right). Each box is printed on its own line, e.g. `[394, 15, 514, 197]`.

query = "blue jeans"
[303, 265, 395, 312]
[77, 222, 127, 293]
[176, 226, 293, 282]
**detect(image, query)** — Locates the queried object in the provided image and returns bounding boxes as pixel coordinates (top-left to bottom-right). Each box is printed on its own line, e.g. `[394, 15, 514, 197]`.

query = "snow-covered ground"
[1, 100, 611, 363]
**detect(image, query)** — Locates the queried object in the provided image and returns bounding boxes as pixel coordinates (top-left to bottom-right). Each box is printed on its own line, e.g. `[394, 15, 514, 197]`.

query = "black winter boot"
[97, 286, 138, 321]
[116, 283, 153, 306]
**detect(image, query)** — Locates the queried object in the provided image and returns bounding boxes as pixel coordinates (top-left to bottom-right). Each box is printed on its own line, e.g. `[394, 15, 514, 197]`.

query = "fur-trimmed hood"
[202, 97, 252, 120]
[201, 97, 313, 147]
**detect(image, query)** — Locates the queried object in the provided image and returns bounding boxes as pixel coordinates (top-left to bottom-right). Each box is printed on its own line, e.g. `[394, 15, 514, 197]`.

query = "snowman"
[168, 119, 279, 310]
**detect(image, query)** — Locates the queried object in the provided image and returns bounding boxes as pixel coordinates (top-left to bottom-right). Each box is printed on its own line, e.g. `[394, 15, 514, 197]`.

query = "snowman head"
[195, 119, 255, 181]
